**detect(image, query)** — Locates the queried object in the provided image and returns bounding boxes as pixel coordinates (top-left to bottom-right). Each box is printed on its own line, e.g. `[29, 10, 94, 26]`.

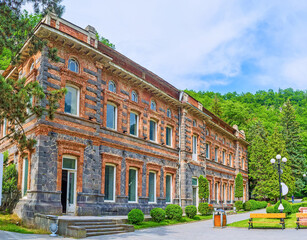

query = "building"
[0, 13, 248, 223]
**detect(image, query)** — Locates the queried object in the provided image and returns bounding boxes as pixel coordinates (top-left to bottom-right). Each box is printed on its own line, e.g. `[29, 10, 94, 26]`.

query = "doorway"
[192, 177, 198, 207]
[61, 156, 77, 214]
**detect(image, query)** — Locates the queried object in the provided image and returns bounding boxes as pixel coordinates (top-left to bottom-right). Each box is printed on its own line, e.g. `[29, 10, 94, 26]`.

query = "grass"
[227, 213, 299, 229]
[0, 214, 48, 234]
[134, 215, 213, 230]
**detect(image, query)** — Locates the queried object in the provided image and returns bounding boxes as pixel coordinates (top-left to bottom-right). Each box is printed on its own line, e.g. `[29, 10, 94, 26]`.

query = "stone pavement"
[0, 209, 306, 240]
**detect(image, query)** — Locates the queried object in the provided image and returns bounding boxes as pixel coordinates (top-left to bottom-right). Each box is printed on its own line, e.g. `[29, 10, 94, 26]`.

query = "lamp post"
[270, 154, 287, 212]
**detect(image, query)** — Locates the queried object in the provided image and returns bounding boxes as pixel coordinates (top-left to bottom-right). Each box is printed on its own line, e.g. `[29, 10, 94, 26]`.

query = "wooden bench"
[248, 213, 286, 230]
[296, 207, 307, 230]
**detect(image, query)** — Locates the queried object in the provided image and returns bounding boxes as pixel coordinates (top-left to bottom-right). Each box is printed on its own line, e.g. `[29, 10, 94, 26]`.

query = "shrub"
[150, 208, 165, 222]
[128, 209, 144, 224]
[292, 203, 302, 213]
[266, 206, 275, 213]
[273, 200, 292, 216]
[302, 197, 307, 202]
[198, 202, 210, 215]
[185, 205, 197, 219]
[198, 175, 209, 201]
[235, 201, 243, 210]
[243, 201, 251, 211]
[165, 204, 183, 220]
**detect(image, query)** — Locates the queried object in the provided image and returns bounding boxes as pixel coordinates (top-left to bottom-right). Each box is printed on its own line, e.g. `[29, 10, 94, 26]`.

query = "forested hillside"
[185, 89, 307, 198]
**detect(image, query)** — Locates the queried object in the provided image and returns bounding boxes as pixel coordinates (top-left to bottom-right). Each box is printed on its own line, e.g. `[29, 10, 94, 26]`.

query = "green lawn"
[227, 213, 298, 229]
[134, 215, 213, 230]
[0, 214, 48, 234]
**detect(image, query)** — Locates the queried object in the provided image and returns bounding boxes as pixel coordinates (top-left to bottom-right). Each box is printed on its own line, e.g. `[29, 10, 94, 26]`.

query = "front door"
[61, 156, 77, 214]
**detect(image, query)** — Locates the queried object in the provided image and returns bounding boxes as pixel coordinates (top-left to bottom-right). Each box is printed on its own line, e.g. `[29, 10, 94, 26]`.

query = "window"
[166, 126, 172, 147]
[131, 91, 138, 102]
[165, 174, 172, 203]
[193, 120, 197, 127]
[206, 129, 209, 136]
[205, 143, 210, 159]
[230, 185, 233, 203]
[22, 157, 29, 197]
[2, 118, 7, 137]
[167, 108, 171, 118]
[215, 135, 218, 140]
[29, 60, 34, 72]
[222, 138, 225, 144]
[229, 154, 232, 167]
[148, 172, 156, 203]
[65, 85, 79, 116]
[18, 70, 22, 79]
[107, 103, 117, 130]
[215, 183, 219, 203]
[128, 168, 138, 202]
[192, 177, 198, 206]
[104, 165, 115, 201]
[130, 112, 138, 136]
[149, 120, 157, 142]
[68, 58, 79, 73]
[27, 96, 33, 114]
[192, 135, 197, 161]
[242, 158, 244, 169]
[108, 81, 116, 93]
[215, 148, 218, 162]
[150, 100, 156, 111]
[222, 151, 225, 164]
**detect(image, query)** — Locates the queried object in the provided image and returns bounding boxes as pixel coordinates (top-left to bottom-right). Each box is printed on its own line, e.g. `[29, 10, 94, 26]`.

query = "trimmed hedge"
[292, 202, 307, 213]
[302, 197, 307, 202]
[266, 206, 275, 213]
[165, 204, 183, 220]
[235, 201, 243, 210]
[150, 208, 165, 222]
[185, 205, 197, 219]
[273, 200, 292, 215]
[198, 202, 210, 216]
[243, 200, 268, 211]
[128, 209, 144, 224]
[243, 201, 252, 211]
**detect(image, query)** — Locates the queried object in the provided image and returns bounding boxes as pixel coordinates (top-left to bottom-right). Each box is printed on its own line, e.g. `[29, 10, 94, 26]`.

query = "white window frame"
[65, 84, 80, 116]
[148, 171, 156, 203]
[128, 168, 138, 203]
[131, 91, 138, 102]
[22, 157, 29, 198]
[166, 126, 172, 147]
[2, 118, 7, 137]
[205, 143, 210, 159]
[108, 80, 116, 93]
[192, 135, 197, 161]
[167, 108, 171, 118]
[192, 177, 199, 207]
[68, 58, 79, 73]
[105, 164, 116, 202]
[129, 111, 139, 137]
[165, 174, 172, 204]
[149, 119, 157, 142]
[106, 102, 117, 130]
[150, 100, 156, 111]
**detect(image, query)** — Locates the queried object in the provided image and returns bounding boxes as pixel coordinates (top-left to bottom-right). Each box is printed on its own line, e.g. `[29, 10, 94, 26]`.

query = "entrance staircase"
[58, 218, 134, 238]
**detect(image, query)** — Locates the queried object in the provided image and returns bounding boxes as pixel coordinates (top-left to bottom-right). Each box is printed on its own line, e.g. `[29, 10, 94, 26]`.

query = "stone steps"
[64, 219, 134, 238]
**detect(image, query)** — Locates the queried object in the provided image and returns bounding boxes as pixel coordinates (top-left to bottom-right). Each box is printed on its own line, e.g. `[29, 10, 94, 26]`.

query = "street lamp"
[270, 154, 287, 212]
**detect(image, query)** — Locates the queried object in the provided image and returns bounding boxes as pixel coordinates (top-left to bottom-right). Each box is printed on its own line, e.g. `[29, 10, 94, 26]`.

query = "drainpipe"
[178, 91, 184, 207]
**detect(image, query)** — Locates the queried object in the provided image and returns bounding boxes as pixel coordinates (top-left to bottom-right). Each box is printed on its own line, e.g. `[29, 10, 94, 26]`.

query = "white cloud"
[57, 1, 307, 91]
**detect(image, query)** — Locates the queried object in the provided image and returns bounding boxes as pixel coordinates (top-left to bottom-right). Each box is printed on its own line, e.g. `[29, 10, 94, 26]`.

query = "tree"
[96, 33, 116, 49]
[0, 1, 66, 153]
[198, 175, 209, 202]
[211, 94, 222, 117]
[281, 99, 306, 196]
[235, 173, 243, 200]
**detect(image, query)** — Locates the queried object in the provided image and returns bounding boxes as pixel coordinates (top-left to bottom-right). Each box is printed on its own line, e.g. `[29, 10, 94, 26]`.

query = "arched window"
[68, 58, 79, 73]
[167, 108, 171, 118]
[206, 129, 209, 136]
[29, 59, 34, 72]
[151, 100, 156, 111]
[193, 120, 197, 127]
[131, 90, 138, 102]
[108, 81, 116, 93]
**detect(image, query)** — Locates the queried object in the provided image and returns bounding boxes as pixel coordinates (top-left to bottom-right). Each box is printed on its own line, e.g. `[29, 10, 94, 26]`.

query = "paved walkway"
[0, 209, 306, 240]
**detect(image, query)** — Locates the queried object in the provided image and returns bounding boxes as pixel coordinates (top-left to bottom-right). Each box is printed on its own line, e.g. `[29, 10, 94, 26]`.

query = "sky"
[29, 0, 307, 93]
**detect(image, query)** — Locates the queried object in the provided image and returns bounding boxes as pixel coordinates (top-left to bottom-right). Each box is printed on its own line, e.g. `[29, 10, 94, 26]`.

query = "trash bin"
[213, 209, 227, 228]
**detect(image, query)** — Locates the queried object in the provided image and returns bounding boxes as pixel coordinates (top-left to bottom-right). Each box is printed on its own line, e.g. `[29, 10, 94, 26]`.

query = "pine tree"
[211, 94, 222, 117]
[235, 173, 243, 200]
[264, 127, 295, 200]
[247, 121, 270, 199]
[0, 1, 66, 153]
[281, 99, 306, 196]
